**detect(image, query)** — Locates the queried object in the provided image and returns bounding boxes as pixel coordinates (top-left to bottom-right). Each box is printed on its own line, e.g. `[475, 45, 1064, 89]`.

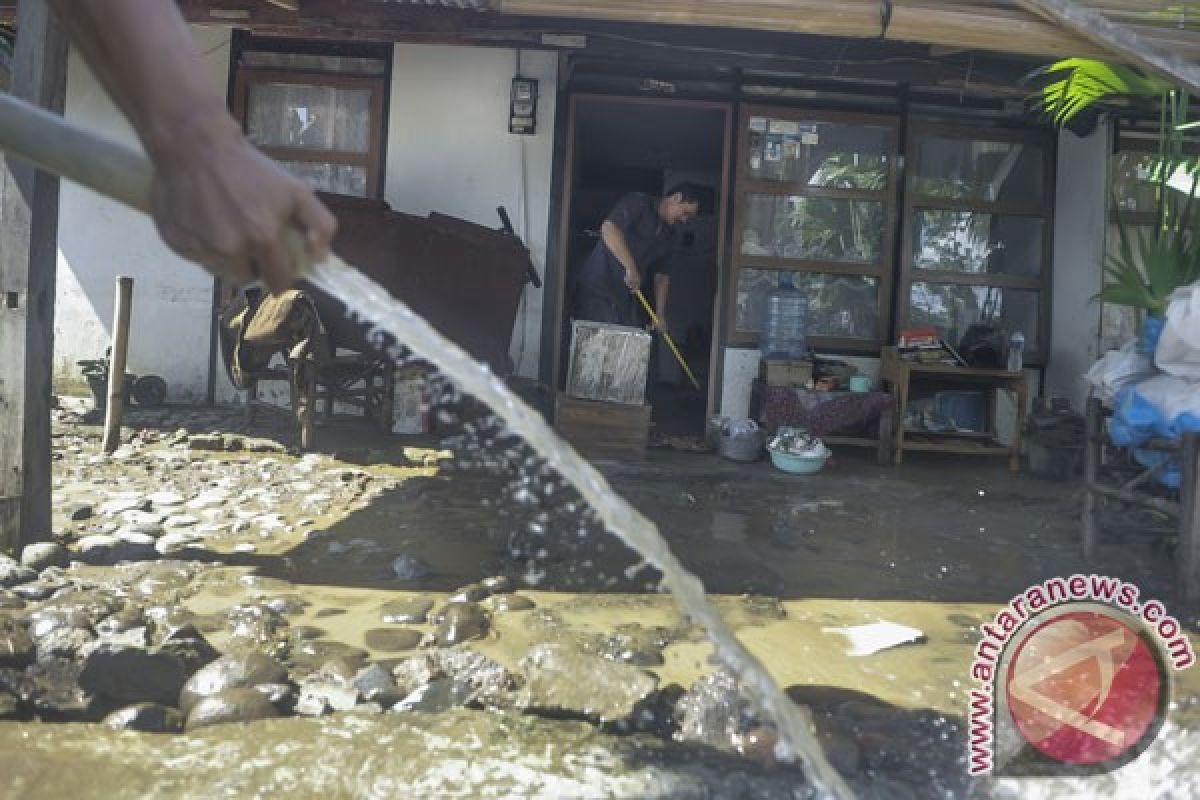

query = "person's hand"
[147, 111, 337, 294]
[623, 264, 642, 291]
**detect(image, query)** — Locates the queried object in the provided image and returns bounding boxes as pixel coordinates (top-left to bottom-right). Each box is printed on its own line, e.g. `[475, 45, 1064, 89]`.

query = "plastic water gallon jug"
[761, 277, 808, 360]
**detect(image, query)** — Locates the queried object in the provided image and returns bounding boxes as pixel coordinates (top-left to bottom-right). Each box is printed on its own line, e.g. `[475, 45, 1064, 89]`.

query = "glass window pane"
[741, 194, 883, 263]
[242, 52, 387, 75]
[909, 282, 1039, 351]
[912, 211, 1044, 278]
[737, 269, 880, 339]
[278, 161, 367, 197]
[247, 83, 372, 152]
[744, 117, 889, 188]
[913, 137, 1044, 204]
[1110, 151, 1161, 214]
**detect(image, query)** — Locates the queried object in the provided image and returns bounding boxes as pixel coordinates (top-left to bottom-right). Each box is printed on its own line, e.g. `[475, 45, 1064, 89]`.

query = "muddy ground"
[0, 398, 1196, 799]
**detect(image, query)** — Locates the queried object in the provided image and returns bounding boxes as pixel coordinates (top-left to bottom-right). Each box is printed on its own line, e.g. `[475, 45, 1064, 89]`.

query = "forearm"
[600, 221, 638, 276]
[47, 0, 238, 162]
[654, 274, 670, 322]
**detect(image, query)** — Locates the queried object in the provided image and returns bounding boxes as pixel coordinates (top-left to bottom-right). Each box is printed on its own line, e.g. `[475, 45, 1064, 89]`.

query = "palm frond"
[1025, 58, 1172, 126]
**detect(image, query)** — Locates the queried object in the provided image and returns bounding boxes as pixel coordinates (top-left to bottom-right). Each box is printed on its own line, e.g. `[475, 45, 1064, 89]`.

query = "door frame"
[549, 93, 734, 424]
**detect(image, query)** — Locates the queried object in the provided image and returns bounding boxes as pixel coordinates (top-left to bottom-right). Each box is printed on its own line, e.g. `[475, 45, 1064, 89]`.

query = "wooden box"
[554, 392, 651, 460]
[566, 320, 652, 406]
[760, 358, 813, 387]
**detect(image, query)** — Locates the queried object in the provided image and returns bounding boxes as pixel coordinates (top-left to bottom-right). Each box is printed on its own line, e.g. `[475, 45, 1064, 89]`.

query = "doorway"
[553, 95, 731, 439]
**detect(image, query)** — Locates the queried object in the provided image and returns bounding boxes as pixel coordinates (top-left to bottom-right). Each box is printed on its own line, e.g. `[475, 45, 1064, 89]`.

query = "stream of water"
[307, 257, 852, 799]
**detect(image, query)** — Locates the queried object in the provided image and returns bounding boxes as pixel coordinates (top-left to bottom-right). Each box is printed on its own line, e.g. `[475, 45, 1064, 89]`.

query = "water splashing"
[308, 258, 852, 799]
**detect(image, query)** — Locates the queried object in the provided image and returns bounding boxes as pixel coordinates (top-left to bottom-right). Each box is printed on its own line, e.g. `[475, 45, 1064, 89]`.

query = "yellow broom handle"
[634, 288, 701, 391]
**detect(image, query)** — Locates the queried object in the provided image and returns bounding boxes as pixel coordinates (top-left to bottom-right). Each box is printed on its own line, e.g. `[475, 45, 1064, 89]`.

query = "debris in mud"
[822, 621, 926, 656]
[433, 602, 490, 646]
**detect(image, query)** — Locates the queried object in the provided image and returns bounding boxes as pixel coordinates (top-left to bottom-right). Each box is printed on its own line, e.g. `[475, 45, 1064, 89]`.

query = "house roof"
[484, 1, 1200, 93]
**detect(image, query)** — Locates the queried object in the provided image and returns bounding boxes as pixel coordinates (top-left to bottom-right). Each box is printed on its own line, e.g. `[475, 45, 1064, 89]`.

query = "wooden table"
[879, 346, 1028, 473]
[750, 380, 895, 466]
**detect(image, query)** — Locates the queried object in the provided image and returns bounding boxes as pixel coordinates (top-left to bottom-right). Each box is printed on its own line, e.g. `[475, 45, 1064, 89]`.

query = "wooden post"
[0, 2, 68, 553]
[101, 277, 134, 454]
[1082, 395, 1101, 561]
[1178, 433, 1200, 605]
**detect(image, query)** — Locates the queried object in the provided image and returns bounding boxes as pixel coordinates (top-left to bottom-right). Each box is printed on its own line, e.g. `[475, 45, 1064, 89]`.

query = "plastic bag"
[1110, 373, 1200, 488]
[1156, 282, 1200, 378]
[1084, 341, 1155, 406]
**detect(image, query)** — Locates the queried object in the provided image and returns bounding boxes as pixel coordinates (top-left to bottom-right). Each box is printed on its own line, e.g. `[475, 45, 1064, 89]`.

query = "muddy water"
[307, 259, 849, 796]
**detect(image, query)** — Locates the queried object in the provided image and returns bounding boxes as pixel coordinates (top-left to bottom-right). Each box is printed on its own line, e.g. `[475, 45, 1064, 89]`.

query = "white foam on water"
[307, 258, 852, 799]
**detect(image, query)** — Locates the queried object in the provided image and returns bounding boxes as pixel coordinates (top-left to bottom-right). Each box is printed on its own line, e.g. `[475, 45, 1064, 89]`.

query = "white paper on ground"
[822, 621, 926, 656]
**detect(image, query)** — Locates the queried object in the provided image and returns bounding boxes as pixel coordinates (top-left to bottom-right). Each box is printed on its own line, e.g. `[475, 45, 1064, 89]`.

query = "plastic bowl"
[767, 446, 828, 475]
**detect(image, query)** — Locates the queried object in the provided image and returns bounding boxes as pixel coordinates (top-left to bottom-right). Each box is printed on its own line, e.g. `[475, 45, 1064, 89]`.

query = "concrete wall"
[54, 35, 559, 405]
[55, 26, 234, 403]
[384, 44, 557, 379]
[1046, 126, 1110, 411]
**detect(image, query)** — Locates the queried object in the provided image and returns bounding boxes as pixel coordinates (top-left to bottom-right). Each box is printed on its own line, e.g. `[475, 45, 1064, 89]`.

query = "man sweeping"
[572, 184, 702, 331]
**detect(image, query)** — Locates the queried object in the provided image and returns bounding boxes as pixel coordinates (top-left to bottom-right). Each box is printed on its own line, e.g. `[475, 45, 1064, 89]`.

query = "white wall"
[1047, 126, 1110, 411]
[384, 44, 557, 379]
[56, 26, 234, 403]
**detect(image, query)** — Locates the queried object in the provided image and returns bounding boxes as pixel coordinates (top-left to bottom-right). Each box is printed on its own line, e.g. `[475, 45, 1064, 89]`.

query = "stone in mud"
[69, 504, 94, 521]
[187, 434, 225, 452]
[433, 603, 489, 646]
[245, 438, 287, 454]
[0, 556, 36, 588]
[179, 653, 288, 714]
[95, 609, 145, 637]
[0, 690, 21, 720]
[597, 627, 667, 667]
[487, 594, 535, 613]
[314, 607, 346, 619]
[114, 530, 159, 549]
[79, 644, 188, 707]
[289, 640, 369, 674]
[0, 622, 34, 669]
[73, 535, 119, 565]
[104, 703, 185, 733]
[148, 491, 185, 508]
[157, 624, 220, 675]
[364, 628, 422, 653]
[24, 657, 95, 721]
[379, 597, 433, 625]
[29, 608, 92, 639]
[674, 669, 756, 751]
[393, 677, 476, 714]
[185, 687, 281, 730]
[20, 543, 68, 572]
[447, 584, 490, 604]
[13, 580, 64, 602]
[225, 603, 288, 651]
[0, 591, 25, 611]
[288, 625, 325, 641]
[41, 588, 123, 624]
[155, 532, 200, 555]
[36, 626, 96, 661]
[294, 681, 359, 716]
[481, 575, 515, 594]
[352, 665, 405, 707]
[262, 595, 308, 616]
[251, 682, 295, 710]
[517, 643, 659, 724]
[391, 554, 432, 581]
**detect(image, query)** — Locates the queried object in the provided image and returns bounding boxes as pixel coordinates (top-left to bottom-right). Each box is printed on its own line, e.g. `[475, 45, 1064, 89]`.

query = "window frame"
[233, 65, 387, 199]
[727, 104, 900, 353]
[896, 120, 1055, 365]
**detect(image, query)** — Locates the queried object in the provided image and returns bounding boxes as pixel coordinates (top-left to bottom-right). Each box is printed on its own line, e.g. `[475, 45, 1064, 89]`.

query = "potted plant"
[77, 348, 134, 411]
[1027, 59, 1200, 350]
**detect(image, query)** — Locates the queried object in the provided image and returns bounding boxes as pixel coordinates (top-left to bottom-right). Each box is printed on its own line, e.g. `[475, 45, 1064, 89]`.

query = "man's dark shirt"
[576, 192, 675, 305]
